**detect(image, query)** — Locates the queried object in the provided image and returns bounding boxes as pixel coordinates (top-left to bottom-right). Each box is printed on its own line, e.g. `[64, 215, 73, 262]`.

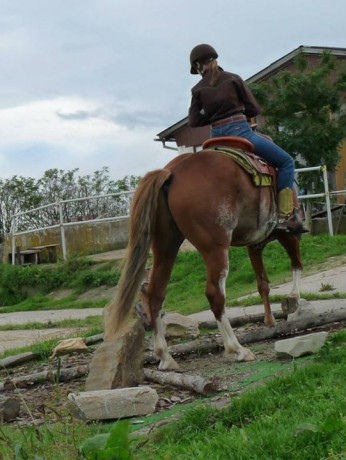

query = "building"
[155, 46, 346, 193]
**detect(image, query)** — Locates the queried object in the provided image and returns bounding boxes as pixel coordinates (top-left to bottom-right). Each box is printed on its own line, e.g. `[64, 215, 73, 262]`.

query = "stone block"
[68, 386, 158, 421]
[275, 331, 328, 358]
[85, 315, 145, 390]
[51, 338, 88, 359]
[164, 313, 200, 339]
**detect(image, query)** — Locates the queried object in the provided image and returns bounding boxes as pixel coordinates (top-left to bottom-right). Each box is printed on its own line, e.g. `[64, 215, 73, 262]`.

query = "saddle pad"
[211, 146, 275, 187]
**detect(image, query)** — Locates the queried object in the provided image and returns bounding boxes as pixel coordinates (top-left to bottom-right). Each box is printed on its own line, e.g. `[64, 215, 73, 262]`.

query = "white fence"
[10, 190, 134, 264]
[9, 165, 346, 264]
[296, 165, 346, 236]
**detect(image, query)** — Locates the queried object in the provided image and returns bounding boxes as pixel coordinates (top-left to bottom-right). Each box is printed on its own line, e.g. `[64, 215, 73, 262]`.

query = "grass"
[0, 294, 108, 314]
[0, 234, 345, 316]
[1, 330, 344, 459]
[165, 234, 346, 314]
[134, 330, 346, 460]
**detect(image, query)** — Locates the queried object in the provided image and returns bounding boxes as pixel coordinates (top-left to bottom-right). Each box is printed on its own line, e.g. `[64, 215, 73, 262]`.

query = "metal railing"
[296, 165, 346, 236]
[9, 165, 346, 264]
[10, 190, 135, 264]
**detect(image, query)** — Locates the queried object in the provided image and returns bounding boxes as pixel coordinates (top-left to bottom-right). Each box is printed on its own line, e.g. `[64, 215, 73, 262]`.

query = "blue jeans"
[211, 120, 294, 191]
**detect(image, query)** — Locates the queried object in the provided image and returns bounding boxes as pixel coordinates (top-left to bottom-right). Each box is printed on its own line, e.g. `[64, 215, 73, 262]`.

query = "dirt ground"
[1, 320, 343, 427]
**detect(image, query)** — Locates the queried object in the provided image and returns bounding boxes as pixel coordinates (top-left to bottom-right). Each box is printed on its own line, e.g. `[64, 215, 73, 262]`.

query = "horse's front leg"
[204, 247, 256, 362]
[247, 244, 276, 327]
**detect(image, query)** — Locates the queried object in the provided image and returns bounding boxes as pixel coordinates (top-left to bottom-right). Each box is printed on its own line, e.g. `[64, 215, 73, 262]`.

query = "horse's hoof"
[158, 356, 180, 371]
[236, 347, 256, 362]
[264, 315, 276, 328]
[281, 296, 299, 314]
[135, 303, 152, 329]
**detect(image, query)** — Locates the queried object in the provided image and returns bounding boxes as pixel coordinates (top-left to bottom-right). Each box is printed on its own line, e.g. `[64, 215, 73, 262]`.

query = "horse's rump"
[165, 150, 277, 247]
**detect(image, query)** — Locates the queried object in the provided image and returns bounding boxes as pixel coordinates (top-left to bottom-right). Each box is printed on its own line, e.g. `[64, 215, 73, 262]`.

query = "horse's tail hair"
[104, 168, 172, 338]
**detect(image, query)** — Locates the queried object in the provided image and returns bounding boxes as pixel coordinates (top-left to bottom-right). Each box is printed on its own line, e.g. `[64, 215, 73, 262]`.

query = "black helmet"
[190, 44, 218, 74]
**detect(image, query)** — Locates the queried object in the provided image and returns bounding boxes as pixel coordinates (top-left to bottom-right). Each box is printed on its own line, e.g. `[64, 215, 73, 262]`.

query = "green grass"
[0, 294, 108, 314]
[135, 330, 346, 460]
[0, 254, 120, 307]
[0, 315, 103, 331]
[1, 234, 345, 316]
[165, 234, 346, 314]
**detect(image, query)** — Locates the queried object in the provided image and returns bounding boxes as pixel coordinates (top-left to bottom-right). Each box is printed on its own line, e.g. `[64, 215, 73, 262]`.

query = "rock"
[67, 386, 158, 421]
[275, 331, 328, 358]
[164, 313, 200, 339]
[287, 299, 317, 322]
[50, 338, 88, 359]
[85, 314, 145, 390]
[0, 396, 20, 422]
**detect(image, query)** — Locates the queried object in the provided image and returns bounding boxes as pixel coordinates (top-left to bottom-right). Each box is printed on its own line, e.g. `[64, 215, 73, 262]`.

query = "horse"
[104, 139, 304, 370]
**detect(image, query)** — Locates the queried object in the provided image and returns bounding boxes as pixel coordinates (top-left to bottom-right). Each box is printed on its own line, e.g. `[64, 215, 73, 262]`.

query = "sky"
[0, 0, 345, 181]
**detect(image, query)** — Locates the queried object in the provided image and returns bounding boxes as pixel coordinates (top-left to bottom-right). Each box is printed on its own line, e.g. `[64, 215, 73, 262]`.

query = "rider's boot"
[276, 188, 308, 232]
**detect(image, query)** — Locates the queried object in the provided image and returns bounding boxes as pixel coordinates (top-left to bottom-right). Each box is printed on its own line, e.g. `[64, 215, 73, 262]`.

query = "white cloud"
[0, 96, 176, 179]
[0, 0, 345, 181]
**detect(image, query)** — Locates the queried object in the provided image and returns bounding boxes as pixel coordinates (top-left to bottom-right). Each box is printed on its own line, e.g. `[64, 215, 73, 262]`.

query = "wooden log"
[144, 337, 222, 364]
[85, 333, 104, 345]
[238, 309, 346, 345]
[169, 336, 222, 355]
[0, 352, 38, 369]
[146, 310, 346, 362]
[0, 364, 89, 392]
[143, 368, 218, 395]
[199, 311, 287, 329]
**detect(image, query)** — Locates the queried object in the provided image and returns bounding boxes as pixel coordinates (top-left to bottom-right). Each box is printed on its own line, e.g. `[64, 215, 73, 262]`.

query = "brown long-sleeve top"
[188, 69, 261, 127]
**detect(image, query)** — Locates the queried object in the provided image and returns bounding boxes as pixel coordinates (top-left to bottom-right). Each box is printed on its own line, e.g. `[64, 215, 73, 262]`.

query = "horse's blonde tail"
[104, 169, 172, 339]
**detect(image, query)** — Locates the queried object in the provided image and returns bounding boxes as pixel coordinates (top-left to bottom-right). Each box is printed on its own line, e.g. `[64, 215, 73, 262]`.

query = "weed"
[320, 282, 335, 291]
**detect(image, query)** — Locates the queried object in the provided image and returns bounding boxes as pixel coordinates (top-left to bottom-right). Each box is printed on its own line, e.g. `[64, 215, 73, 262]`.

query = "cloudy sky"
[0, 0, 345, 181]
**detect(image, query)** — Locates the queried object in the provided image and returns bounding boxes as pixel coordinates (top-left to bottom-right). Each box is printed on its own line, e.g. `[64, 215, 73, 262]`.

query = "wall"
[2, 219, 130, 263]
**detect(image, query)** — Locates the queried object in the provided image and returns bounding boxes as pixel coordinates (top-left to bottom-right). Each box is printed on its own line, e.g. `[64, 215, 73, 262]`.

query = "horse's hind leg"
[202, 245, 256, 362]
[276, 233, 303, 314]
[247, 244, 276, 327]
[141, 195, 184, 370]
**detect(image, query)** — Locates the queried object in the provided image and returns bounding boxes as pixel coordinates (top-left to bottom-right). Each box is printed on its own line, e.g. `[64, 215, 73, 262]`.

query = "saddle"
[202, 136, 277, 190]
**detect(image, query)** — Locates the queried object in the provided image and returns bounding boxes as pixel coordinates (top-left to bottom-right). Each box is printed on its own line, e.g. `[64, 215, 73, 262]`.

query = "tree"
[0, 168, 141, 240]
[0, 176, 42, 240]
[250, 52, 346, 192]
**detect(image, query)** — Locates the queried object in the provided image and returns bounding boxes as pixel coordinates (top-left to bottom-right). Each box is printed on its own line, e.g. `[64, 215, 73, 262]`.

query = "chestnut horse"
[105, 148, 303, 370]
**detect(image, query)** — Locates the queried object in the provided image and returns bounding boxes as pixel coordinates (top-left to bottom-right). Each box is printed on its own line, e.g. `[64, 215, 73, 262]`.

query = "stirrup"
[276, 210, 308, 233]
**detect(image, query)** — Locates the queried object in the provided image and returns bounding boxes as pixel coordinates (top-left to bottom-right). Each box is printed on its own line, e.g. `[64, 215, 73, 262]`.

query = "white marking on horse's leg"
[215, 269, 255, 362]
[153, 312, 179, 370]
[216, 313, 255, 362]
[290, 269, 302, 298]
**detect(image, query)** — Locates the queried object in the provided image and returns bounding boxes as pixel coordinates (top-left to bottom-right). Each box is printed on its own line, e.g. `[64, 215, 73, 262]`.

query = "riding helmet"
[190, 44, 218, 74]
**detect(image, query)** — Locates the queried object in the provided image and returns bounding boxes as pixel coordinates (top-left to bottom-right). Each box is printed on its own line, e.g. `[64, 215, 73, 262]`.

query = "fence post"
[321, 165, 334, 236]
[11, 215, 17, 265]
[58, 200, 67, 260]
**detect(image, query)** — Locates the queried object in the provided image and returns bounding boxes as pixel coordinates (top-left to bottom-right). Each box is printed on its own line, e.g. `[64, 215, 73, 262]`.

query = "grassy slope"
[137, 330, 346, 460]
[165, 234, 346, 314]
[0, 234, 345, 316]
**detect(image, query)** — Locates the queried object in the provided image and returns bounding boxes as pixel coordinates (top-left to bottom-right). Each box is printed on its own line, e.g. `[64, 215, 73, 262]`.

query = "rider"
[188, 43, 302, 232]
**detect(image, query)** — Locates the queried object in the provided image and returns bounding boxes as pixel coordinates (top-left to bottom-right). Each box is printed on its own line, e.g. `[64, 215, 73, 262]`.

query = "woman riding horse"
[188, 43, 302, 233]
